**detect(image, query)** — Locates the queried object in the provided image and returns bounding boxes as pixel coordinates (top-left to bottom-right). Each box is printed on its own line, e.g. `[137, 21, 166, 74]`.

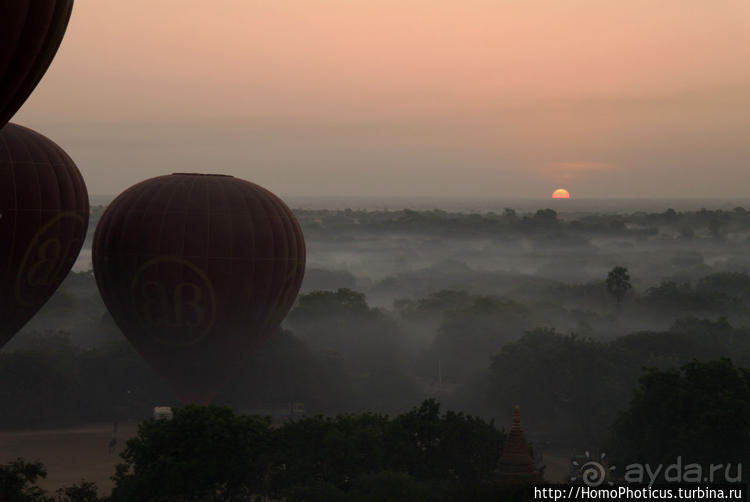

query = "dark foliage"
[108, 401, 503, 501]
[611, 359, 750, 469]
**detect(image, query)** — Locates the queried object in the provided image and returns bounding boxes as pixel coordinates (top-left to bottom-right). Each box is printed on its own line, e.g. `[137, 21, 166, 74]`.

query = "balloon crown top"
[171, 173, 234, 178]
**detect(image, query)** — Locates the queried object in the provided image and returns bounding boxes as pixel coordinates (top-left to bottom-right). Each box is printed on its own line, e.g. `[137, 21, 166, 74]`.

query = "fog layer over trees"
[3, 206, 750, 461]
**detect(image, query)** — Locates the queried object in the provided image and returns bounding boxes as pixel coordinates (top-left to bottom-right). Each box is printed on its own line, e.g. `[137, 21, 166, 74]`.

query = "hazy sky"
[13, 0, 750, 198]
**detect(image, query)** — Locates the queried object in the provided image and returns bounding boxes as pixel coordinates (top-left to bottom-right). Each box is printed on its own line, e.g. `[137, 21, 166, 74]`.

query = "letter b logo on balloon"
[130, 257, 217, 346]
[15, 212, 86, 307]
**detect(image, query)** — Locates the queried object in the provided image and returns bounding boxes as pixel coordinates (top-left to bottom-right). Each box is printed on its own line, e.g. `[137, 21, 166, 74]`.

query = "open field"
[0, 423, 139, 494]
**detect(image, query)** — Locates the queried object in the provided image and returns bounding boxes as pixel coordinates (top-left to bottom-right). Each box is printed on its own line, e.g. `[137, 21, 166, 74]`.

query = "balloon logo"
[93, 173, 306, 404]
[0, 0, 74, 128]
[0, 124, 89, 348]
[15, 212, 85, 306]
[130, 257, 218, 347]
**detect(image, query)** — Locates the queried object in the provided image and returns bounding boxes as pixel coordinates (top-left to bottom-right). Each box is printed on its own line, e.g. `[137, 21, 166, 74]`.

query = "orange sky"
[14, 0, 750, 198]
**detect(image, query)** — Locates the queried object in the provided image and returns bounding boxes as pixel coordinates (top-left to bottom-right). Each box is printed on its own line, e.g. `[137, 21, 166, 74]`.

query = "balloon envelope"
[93, 174, 306, 404]
[0, 123, 89, 347]
[0, 0, 74, 128]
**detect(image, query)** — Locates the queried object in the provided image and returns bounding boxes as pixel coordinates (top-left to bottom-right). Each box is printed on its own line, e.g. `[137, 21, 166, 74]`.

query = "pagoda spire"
[496, 405, 539, 480]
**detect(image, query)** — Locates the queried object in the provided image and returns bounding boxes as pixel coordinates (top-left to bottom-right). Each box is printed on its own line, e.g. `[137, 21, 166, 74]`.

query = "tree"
[0, 459, 102, 502]
[532, 209, 559, 227]
[110, 406, 273, 502]
[286, 289, 414, 411]
[55, 482, 101, 502]
[502, 208, 518, 222]
[611, 359, 750, 471]
[489, 329, 628, 445]
[385, 399, 503, 483]
[708, 214, 729, 240]
[0, 459, 49, 502]
[289, 289, 371, 321]
[605, 266, 632, 303]
[394, 290, 474, 320]
[271, 400, 503, 493]
[270, 412, 392, 492]
[425, 295, 531, 383]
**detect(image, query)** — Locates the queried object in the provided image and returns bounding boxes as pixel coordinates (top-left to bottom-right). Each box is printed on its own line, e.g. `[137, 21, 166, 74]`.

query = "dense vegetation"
[3, 356, 748, 500]
[3, 402, 514, 502]
[611, 358, 750, 471]
[3, 278, 750, 448]
[2, 207, 750, 497]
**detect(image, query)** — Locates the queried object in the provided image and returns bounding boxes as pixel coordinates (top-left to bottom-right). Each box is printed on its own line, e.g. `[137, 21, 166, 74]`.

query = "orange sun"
[552, 188, 571, 199]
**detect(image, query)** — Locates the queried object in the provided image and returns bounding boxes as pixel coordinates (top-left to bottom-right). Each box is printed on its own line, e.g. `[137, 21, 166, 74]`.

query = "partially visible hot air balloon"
[0, 0, 74, 129]
[0, 123, 89, 348]
[93, 174, 306, 404]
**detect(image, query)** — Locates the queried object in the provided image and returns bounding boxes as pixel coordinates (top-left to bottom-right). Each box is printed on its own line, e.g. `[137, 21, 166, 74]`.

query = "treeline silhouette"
[3, 356, 748, 502]
[2, 402, 516, 502]
[2, 307, 749, 452]
[292, 206, 750, 239]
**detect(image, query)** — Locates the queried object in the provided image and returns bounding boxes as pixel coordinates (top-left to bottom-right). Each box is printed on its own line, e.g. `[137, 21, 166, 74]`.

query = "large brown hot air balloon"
[93, 174, 306, 404]
[0, 123, 89, 348]
[0, 1, 74, 129]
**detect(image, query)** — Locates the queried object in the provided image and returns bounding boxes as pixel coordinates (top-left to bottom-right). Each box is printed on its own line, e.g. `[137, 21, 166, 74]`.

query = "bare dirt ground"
[0, 423, 139, 495]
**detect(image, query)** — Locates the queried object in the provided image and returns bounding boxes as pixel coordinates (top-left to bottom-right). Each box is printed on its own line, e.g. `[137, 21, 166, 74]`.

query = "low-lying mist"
[5, 205, 750, 454]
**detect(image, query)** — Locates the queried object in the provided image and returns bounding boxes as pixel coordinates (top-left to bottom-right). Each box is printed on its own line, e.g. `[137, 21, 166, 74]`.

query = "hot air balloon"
[0, 0, 74, 129]
[0, 123, 89, 348]
[93, 174, 306, 404]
